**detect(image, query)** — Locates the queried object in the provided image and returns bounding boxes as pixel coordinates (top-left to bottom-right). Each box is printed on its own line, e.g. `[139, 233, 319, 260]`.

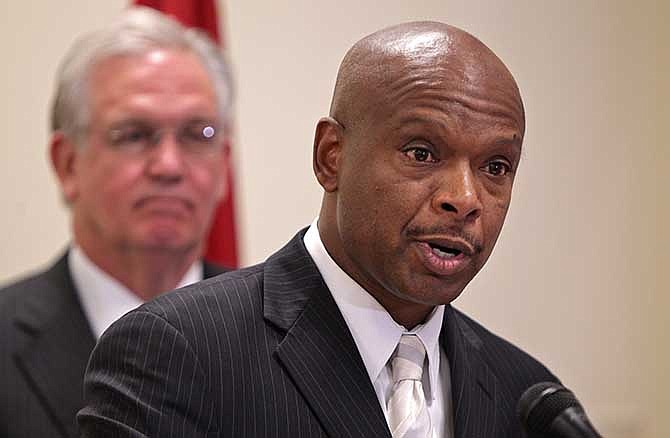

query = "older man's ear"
[50, 131, 79, 205]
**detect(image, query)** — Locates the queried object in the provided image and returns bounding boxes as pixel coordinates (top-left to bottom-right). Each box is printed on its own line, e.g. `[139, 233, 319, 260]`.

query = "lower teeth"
[432, 247, 456, 258]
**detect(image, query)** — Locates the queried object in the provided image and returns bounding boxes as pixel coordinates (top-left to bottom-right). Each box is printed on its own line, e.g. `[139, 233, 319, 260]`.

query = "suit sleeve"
[78, 309, 218, 437]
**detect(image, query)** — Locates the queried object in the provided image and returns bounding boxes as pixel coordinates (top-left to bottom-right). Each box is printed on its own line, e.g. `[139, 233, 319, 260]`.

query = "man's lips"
[413, 236, 476, 276]
[134, 195, 194, 215]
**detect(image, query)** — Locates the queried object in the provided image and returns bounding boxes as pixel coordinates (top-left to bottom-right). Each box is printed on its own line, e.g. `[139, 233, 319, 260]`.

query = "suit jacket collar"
[264, 229, 391, 438]
[12, 253, 96, 438]
[441, 305, 501, 437]
[263, 229, 503, 438]
[203, 260, 228, 278]
[11, 254, 225, 438]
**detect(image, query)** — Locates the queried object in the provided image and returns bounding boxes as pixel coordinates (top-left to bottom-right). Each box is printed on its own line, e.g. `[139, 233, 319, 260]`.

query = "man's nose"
[431, 161, 482, 223]
[145, 133, 186, 182]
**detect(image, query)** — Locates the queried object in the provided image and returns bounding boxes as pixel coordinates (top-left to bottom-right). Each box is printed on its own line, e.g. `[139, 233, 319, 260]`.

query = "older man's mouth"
[136, 196, 193, 216]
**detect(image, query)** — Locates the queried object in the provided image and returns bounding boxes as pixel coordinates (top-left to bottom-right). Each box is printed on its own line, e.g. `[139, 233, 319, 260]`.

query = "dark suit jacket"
[0, 253, 226, 438]
[79, 230, 558, 437]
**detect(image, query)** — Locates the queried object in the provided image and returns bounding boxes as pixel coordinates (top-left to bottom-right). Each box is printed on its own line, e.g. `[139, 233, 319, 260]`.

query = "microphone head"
[517, 382, 581, 436]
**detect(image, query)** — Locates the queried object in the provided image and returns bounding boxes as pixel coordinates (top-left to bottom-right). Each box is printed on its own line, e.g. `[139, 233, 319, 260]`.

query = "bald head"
[329, 21, 524, 135]
[313, 21, 527, 327]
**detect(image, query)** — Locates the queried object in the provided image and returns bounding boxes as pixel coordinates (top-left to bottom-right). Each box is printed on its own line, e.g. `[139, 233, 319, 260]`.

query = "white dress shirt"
[69, 245, 202, 340]
[304, 220, 454, 437]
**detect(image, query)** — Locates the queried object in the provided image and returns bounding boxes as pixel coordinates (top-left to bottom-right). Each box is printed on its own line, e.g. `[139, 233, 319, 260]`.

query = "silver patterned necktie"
[387, 333, 433, 438]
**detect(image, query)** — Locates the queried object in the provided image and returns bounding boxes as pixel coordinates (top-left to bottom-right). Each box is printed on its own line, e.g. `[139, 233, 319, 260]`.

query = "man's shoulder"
[451, 307, 556, 380]
[0, 271, 43, 304]
[132, 229, 313, 329]
[138, 263, 267, 326]
[0, 255, 69, 312]
[202, 260, 232, 278]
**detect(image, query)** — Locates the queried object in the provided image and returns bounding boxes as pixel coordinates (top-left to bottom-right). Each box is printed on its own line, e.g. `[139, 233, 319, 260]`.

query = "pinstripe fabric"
[79, 229, 559, 438]
[0, 254, 226, 438]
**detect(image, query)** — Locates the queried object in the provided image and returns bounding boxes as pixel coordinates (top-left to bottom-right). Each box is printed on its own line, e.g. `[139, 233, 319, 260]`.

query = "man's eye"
[108, 128, 152, 146]
[403, 147, 438, 163]
[182, 123, 218, 144]
[483, 160, 511, 176]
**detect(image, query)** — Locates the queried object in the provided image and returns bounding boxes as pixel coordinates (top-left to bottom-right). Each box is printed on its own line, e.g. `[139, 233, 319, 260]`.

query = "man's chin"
[400, 274, 471, 306]
[133, 227, 200, 253]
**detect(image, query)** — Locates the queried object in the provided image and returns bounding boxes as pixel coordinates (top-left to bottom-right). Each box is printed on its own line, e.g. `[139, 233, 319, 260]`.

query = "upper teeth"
[432, 247, 456, 258]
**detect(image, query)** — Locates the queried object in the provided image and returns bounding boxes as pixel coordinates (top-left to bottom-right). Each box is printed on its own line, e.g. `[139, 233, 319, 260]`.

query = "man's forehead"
[330, 21, 524, 134]
[368, 31, 511, 85]
[371, 30, 454, 60]
[356, 56, 525, 132]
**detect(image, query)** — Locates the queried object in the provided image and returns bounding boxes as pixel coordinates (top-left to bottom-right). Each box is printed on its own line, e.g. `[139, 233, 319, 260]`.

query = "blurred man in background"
[0, 7, 233, 438]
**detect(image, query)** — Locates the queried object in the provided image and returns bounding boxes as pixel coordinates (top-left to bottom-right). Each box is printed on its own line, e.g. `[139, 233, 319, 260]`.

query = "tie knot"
[391, 334, 426, 382]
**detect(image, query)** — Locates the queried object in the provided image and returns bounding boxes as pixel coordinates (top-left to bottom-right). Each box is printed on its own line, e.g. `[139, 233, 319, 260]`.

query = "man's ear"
[49, 131, 80, 204]
[215, 136, 231, 203]
[313, 117, 344, 193]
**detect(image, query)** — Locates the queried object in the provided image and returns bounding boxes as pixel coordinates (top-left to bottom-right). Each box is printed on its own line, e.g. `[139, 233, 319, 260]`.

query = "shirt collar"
[303, 219, 444, 400]
[69, 245, 203, 339]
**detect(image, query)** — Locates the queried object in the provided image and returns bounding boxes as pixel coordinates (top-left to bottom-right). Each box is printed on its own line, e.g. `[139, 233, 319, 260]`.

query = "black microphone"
[517, 382, 603, 438]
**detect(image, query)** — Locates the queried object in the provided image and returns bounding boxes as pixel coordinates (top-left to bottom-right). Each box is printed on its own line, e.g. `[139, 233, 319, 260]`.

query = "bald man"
[80, 22, 559, 438]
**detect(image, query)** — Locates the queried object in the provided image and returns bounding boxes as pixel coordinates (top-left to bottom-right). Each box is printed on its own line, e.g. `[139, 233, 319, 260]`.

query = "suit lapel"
[203, 260, 229, 278]
[13, 255, 96, 438]
[265, 230, 391, 438]
[261, 230, 505, 437]
[442, 305, 500, 438]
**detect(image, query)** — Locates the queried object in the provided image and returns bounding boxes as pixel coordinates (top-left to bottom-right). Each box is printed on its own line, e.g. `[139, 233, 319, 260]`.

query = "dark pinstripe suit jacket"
[0, 253, 226, 438]
[79, 230, 558, 438]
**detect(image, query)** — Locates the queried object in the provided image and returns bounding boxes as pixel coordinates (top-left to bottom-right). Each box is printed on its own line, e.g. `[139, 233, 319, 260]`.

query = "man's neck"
[75, 241, 200, 301]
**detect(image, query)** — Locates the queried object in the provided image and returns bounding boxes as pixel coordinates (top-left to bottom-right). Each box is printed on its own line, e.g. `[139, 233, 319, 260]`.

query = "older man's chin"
[131, 221, 204, 253]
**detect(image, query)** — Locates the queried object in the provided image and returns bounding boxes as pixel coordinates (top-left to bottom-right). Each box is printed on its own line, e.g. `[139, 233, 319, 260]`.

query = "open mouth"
[415, 240, 472, 276]
[428, 243, 462, 259]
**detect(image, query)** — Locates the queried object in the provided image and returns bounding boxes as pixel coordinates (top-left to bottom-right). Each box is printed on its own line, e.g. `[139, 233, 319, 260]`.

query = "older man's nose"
[146, 135, 186, 182]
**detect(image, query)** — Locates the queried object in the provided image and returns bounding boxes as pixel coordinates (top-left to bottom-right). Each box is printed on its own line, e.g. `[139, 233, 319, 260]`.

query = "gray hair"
[51, 6, 234, 143]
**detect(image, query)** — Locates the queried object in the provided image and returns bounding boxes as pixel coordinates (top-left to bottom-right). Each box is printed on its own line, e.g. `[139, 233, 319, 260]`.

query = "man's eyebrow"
[107, 118, 150, 127]
[492, 134, 523, 150]
[391, 113, 525, 146]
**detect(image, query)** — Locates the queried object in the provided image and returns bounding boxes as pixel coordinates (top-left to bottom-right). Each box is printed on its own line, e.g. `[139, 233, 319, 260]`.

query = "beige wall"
[652, 1, 669, 434]
[1, 1, 666, 436]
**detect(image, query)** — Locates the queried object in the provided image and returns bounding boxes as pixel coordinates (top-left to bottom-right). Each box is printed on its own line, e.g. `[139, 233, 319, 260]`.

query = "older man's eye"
[181, 123, 217, 143]
[403, 147, 438, 163]
[108, 127, 153, 146]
